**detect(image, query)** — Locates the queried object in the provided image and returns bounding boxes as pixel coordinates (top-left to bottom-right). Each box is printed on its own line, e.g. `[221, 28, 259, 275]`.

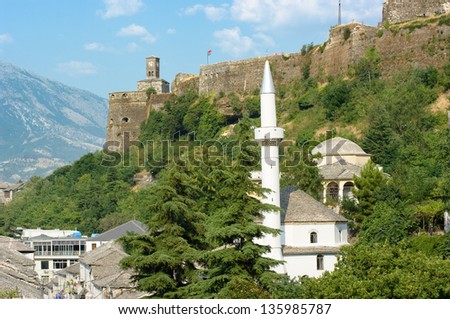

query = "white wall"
[282, 223, 343, 247]
[284, 254, 338, 278]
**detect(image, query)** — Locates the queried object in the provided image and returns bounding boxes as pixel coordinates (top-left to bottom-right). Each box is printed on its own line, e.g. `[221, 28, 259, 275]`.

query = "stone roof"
[0, 182, 23, 191]
[0, 236, 42, 298]
[81, 241, 128, 265]
[87, 220, 147, 242]
[318, 160, 362, 180]
[281, 186, 347, 223]
[81, 241, 137, 291]
[312, 137, 368, 156]
[283, 245, 345, 255]
[0, 235, 34, 252]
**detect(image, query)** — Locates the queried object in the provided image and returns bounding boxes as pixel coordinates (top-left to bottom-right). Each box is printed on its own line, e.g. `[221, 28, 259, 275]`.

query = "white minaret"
[254, 60, 286, 274]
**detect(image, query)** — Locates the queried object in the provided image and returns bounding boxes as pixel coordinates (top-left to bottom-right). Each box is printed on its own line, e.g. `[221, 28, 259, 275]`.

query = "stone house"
[0, 236, 42, 298]
[79, 241, 146, 299]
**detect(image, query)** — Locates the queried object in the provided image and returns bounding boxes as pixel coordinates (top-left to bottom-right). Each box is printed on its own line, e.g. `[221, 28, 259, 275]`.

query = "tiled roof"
[0, 235, 34, 252]
[87, 220, 147, 242]
[318, 160, 362, 180]
[0, 236, 41, 298]
[281, 186, 347, 223]
[312, 137, 368, 156]
[283, 245, 345, 255]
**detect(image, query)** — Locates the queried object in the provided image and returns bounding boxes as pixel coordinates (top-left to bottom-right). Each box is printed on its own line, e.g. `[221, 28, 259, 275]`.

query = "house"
[0, 236, 42, 298]
[86, 220, 147, 252]
[0, 182, 24, 204]
[79, 241, 147, 299]
[280, 187, 349, 278]
[21, 230, 86, 285]
[51, 262, 81, 299]
[311, 137, 372, 202]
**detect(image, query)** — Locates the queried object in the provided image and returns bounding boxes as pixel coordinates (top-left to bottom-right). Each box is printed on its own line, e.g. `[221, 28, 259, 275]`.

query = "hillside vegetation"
[1, 43, 450, 298]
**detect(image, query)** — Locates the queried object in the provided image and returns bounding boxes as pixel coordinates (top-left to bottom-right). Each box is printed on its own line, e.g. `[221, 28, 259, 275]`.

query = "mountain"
[0, 62, 108, 182]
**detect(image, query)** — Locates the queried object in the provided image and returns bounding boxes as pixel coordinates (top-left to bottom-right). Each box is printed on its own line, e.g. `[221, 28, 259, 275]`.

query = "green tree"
[343, 160, 389, 231]
[361, 110, 397, 169]
[300, 243, 450, 298]
[183, 163, 284, 298]
[120, 165, 206, 298]
[359, 200, 416, 245]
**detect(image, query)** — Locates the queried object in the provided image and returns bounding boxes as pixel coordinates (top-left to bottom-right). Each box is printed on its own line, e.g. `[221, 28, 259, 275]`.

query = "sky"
[0, 0, 384, 98]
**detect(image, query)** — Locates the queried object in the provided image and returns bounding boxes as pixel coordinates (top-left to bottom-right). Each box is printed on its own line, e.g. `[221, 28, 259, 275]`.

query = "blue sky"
[0, 0, 384, 98]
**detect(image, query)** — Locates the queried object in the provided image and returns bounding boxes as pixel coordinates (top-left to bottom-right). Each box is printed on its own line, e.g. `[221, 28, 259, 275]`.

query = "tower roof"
[280, 186, 347, 223]
[260, 60, 275, 94]
[312, 137, 368, 156]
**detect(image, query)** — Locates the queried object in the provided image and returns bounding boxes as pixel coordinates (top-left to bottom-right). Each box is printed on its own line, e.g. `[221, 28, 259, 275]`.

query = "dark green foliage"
[342, 160, 389, 231]
[120, 165, 206, 298]
[353, 46, 381, 82]
[0, 152, 138, 235]
[361, 110, 398, 169]
[300, 243, 450, 298]
[359, 200, 417, 245]
[320, 79, 352, 120]
[343, 27, 351, 41]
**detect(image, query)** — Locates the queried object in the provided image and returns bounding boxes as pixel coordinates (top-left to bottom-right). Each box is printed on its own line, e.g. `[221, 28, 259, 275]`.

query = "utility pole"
[338, 0, 342, 25]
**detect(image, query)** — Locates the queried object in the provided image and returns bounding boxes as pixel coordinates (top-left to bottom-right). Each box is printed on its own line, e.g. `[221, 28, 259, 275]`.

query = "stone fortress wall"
[382, 0, 450, 24]
[106, 2, 450, 148]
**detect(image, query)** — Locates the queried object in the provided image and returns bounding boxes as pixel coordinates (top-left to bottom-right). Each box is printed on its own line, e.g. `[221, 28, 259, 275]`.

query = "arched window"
[121, 117, 129, 123]
[317, 255, 324, 270]
[326, 182, 339, 201]
[343, 182, 354, 198]
[310, 231, 318, 243]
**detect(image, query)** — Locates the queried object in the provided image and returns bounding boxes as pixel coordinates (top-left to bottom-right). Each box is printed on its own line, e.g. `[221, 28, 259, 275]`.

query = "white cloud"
[100, 0, 144, 19]
[117, 24, 156, 43]
[0, 33, 12, 44]
[127, 42, 139, 52]
[167, 28, 176, 35]
[229, 0, 383, 29]
[213, 27, 254, 57]
[84, 42, 107, 51]
[56, 61, 98, 77]
[183, 4, 228, 21]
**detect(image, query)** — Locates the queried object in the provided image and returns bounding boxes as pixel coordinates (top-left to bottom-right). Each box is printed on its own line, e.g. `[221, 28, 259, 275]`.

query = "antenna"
[338, 0, 342, 25]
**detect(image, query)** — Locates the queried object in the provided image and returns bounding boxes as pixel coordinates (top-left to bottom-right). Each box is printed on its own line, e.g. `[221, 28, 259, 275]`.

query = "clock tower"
[145, 56, 160, 80]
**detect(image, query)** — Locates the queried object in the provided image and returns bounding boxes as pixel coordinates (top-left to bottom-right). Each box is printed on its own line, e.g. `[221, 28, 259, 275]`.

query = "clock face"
[148, 61, 154, 66]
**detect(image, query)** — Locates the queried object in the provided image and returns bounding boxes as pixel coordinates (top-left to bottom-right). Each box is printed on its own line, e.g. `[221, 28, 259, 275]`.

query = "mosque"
[255, 61, 372, 278]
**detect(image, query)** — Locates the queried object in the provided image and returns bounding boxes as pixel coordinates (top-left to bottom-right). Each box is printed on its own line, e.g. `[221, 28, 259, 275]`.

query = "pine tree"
[183, 162, 285, 298]
[120, 165, 206, 298]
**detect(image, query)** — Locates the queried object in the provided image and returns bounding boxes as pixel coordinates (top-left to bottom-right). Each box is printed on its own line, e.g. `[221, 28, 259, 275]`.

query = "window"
[326, 182, 339, 201]
[310, 232, 318, 243]
[41, 261, 49, 270]
[317, 255, 324, 270]
[343, 182, 354, 198]
[91, 243, 97, 250]
[53, 260, 67, 269]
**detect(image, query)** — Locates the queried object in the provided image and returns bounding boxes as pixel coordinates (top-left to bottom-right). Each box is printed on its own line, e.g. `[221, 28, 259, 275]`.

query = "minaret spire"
[254, 60, 286, 274]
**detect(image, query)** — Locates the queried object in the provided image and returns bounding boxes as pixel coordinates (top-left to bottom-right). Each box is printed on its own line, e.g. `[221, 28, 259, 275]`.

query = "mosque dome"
[311, 137, 368, 156]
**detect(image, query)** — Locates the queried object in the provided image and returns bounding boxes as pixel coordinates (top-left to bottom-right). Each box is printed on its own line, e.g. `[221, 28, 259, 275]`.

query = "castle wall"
[106, 91, 149, 147]
[198, 23, 378, 96]
[383, 0, 450, 24]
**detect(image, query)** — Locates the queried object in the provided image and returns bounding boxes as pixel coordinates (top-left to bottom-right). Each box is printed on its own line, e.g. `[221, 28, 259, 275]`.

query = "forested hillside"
[0, 44, 449, 298]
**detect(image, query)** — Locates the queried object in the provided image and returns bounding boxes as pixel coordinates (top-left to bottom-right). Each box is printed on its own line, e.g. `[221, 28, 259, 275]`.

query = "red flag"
[207, 49, 212, 56]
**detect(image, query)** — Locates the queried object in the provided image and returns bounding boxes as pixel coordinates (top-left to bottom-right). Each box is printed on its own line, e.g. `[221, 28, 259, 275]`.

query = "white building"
[281, 187, 348, 278]
[311, 137, 371, 203]
[21, 230, 86, 284]
[255, 61, 349, 278]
